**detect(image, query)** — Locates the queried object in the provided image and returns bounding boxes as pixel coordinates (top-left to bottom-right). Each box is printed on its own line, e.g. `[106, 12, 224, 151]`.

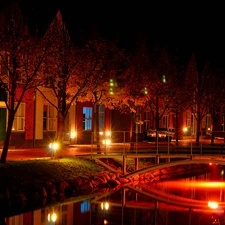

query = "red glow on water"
[162, 181, 225, 188]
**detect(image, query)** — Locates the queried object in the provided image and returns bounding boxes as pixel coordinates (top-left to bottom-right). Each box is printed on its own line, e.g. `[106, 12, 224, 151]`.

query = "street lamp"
[183, 127, 192, 156]
[49, 142, 59, 159]
[100, 131, 111, 154]
[208, 201, 218, 209]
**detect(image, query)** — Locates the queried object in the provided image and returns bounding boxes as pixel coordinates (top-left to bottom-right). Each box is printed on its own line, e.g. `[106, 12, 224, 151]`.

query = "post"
[167, 135, 170, 154]
[156, 131, 159, 154]
[123, 131, 125, 154]
[155, 155, 160, 164]
[200, 130, 203, 154]
[135, 157, 138, 170]
[122, 155, 126, 175]
[190, 129, 193, 155]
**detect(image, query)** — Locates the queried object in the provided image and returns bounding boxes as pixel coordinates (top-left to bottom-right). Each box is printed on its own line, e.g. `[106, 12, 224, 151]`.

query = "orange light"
[161, 181, 225, 188]
[208, 201, 218, 209]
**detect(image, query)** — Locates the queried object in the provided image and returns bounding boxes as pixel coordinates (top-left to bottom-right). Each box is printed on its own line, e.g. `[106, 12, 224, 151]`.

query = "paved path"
[0, 138, 225, 161]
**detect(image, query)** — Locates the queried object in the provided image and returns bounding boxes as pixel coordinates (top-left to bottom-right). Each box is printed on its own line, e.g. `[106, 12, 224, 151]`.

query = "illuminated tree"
[37, 11, 90, 157]
[78, 31, 127, 152]
[41, 11, 127, 155]
[0, 4, 50, 163]
[118, 39, 151, 140]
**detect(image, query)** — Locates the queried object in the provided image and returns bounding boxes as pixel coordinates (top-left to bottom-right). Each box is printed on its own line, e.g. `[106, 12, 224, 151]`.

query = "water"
[3, 164, 225, 225]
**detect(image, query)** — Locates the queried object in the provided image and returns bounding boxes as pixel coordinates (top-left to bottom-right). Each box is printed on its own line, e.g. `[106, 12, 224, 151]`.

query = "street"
[0, 137, 224, 161]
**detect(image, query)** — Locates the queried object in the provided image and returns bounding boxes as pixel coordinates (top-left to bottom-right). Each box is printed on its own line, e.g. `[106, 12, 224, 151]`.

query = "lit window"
[81, 201, 90, 213]
[94, 105, 104, 131]
[13, 102, 25, 131]
[83, 107, 92, 130]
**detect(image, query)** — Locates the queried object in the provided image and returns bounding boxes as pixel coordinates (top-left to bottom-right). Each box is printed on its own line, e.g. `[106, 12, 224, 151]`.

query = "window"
[186, 111, 191, 127]
[94, 105, 104, 131]
[81, 201, 90, 213]
[43, 104, 55, 131]
[162, 115, 168, 128]
[83, 107, 92, 130]
[13, 103, 25, 131]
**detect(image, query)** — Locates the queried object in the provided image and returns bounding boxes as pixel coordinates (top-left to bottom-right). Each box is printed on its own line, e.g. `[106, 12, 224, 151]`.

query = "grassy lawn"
[0, 157, 104, 187]
[0, 156, 155, 188]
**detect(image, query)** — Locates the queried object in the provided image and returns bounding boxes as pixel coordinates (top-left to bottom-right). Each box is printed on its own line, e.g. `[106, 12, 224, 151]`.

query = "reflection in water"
[3, 165, 225, 225]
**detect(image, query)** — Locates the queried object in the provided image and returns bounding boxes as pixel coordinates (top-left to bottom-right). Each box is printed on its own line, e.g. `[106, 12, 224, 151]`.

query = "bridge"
[91, 152, 225, 176]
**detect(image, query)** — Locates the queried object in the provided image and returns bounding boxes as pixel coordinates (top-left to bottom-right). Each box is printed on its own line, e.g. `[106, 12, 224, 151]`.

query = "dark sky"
[1, 1, 225, 72]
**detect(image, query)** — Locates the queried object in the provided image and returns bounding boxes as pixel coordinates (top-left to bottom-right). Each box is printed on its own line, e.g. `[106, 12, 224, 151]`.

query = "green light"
[162, 74, 166, 83]
[144, 87, 148, 95]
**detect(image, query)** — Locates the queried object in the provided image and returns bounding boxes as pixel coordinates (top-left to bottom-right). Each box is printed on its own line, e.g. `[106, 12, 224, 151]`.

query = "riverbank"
[0, 156, 212, 218]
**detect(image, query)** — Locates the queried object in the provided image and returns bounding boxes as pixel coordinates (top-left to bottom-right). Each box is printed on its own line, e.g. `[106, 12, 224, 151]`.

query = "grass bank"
[0, 157, 104, 187]
[0, 156, 154, 188]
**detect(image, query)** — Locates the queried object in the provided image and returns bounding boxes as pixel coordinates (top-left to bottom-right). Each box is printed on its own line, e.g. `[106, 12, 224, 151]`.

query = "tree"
[167, 56, 192, 146]
[186, 55, 213, 144]
[206, 70, 225, 144]
[77, 31, 128, 153]
[40, 11, 127, 155]
[117, 39, 151, 141]
[144, 47, 172, 132]
[0, 4, 50, 163]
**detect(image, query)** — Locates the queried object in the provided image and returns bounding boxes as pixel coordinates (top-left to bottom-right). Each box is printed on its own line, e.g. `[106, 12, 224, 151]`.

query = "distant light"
[102, 139, 111, 145]
[162, 74, 166, 83]
[48, 213, 57, 222]
[183, 127, 188, 132]
[144, 87, 148, 94]
[208, 201, 218, 209]
[49, 142, 59, 150]
[70, 131, 76, 138]
[101, 202, 109, 210]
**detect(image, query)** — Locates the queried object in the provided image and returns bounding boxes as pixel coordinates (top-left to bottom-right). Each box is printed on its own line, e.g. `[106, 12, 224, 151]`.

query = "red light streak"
[160, 181, 225, 188]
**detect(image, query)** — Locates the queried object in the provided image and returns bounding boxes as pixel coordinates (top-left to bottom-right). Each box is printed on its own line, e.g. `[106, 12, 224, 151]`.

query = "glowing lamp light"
[105, 131, 111, 136]
[102, 139, 111, 145]
[208, 201, 218, 209]
[48, 212, 57, 222]
[183, 127, 188, 132]
[101, 202, 109, 210]
[70, 131, 76, 138]
[49, 142, 59, 150]
[99, 131, 104, 135]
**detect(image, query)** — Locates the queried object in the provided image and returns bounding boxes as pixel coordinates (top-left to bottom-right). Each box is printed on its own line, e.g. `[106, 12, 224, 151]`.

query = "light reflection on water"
[3, 165, 225, 225]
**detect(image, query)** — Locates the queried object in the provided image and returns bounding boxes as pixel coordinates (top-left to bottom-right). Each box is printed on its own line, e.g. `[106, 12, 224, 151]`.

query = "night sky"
[1, 1, 225, 73]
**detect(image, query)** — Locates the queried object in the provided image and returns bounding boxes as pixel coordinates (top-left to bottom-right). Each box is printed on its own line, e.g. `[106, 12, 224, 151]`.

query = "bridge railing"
[90, 130, 225, 155]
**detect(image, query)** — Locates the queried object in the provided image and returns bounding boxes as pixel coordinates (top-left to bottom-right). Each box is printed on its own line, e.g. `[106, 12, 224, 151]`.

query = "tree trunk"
[196, 117, 201, 146]
[54, 112, 64, 158]
[211, 112, 215, 144]
[95, 103, 101, 154]
[1, 113, 14, 163]
[155, 97, 159, 142]
[175, 111, 179, 147]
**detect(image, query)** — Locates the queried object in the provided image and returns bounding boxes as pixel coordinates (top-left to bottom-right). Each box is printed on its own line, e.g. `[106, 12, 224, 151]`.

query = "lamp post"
[49, 142, 59, 159]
